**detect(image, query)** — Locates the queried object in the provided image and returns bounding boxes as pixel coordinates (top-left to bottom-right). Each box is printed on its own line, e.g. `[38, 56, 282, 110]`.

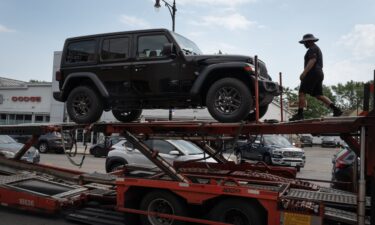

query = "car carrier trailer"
[0, 78, 373, 225]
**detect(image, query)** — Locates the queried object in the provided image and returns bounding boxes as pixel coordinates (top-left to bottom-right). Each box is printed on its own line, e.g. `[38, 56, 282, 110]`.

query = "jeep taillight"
[55, 70, 62, 81]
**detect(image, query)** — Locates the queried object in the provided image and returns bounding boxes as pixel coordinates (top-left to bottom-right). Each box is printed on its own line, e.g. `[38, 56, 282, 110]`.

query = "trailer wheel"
[140, 190, 188, 225]
[208, 199, 265, 225]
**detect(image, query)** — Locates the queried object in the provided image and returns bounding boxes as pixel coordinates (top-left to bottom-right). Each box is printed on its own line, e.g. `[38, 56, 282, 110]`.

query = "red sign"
[11, 96, 41, 102]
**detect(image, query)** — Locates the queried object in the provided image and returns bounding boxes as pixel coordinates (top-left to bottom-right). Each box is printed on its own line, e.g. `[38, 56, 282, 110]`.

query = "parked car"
[53, 29, 280, 124]
[300, 135, 313, 147]
[331, 145, 357, 192]
[10, 132, 73, 154]
[321, 136, 337, 148]
[89, 136, 124, 157]
[0, 135, 40, 163]
[234, 135, 305, 171]
[106, 139, 216, 172]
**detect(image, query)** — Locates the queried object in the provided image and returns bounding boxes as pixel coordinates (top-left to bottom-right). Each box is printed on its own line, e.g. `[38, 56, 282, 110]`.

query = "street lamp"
[154, 0, 177, 32]
[154, 0, 177, 120]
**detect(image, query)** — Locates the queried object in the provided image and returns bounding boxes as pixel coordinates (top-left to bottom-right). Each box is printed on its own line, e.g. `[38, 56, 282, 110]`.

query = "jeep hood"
[186, 54, 253, 65]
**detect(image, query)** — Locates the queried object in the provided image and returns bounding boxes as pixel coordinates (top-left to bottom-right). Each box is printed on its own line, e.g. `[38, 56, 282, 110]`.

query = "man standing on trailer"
[290, 34, 342, 121]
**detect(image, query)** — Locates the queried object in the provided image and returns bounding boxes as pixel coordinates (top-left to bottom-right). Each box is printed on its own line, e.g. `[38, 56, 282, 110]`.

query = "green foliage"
[331, 81, 364, 111]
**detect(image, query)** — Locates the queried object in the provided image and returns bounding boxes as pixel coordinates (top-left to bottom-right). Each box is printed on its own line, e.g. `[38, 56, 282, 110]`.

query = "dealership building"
[0, 52, 291, 142]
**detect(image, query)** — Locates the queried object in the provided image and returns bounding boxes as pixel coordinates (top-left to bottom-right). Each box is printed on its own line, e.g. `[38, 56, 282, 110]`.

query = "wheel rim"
[72, 92, 92, 118]
[236, 152, 242, 164]
[147, 198, 174, 225]
[224, 209, 251, 225]
[214, 87, 242, 115]
[39, 143, 47, 153]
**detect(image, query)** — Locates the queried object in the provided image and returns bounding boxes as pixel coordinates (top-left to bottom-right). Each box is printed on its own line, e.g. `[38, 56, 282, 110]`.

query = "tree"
[285, 85, 335, 119]
[331, 81, 365, 111]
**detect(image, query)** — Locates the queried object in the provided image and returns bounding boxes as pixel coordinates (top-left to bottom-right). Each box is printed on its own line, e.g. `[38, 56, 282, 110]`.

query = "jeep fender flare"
[190, 62, 253, 96]
[62, 72, 109, 99]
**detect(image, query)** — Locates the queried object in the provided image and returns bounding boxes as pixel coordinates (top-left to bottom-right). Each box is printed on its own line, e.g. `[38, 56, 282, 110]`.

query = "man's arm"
[300, 58, 317, 80]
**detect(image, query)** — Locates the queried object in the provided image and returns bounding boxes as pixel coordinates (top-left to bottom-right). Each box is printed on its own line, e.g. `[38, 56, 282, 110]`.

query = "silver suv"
[105, 139, 215, 172]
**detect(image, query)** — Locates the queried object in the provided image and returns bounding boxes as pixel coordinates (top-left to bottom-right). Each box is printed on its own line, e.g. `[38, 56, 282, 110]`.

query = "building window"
[65, 40, 96, 63]
[0, 114, 6, 125]
[35, 115, 44, 123]
[24, 115, 32, 123]
[101, 37, 129, 61]
[45, 116, 50, 122]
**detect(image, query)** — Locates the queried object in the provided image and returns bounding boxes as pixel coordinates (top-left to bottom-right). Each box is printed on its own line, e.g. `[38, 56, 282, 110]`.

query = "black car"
[234, 135, 305, 171]
[53, 29, 280, 124]
[322, 137, 337, 148]
[10, 132, 73, 154]
[89, 136, 124, 157]
[331, 146, 357, 192]
[300, 135, 313, 147]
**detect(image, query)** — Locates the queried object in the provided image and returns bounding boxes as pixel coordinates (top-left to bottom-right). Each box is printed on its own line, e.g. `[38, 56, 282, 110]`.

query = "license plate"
[290, 162, 297, 167]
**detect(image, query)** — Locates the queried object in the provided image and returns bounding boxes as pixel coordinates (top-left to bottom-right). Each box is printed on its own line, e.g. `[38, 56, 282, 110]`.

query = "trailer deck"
[0, 110, 373, 224]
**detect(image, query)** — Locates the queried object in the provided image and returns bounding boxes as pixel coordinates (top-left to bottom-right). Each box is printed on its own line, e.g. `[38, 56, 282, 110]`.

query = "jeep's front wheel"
[112, 109, 142, 122]
[206, 78, 252, 123]
[66, 86, 103, 124]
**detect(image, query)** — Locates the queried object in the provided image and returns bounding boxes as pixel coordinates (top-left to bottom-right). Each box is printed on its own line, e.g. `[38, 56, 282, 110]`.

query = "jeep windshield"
[172, 32, 202, 56]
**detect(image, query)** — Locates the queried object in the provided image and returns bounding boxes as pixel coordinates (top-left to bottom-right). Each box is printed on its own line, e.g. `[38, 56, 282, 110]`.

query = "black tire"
[206, 78, 252, 123]
[246, 105, 269, 121]
[92, 147, 102, 157]
[263, 155, 272, 165]
[109, 162, 126, 172]
[235, 151, 243, 165]
[208, 199, 265, 225]
[140, 190, 188, 225]
[112, 109, 142, 123]
[66, 86, 104, 124]
[38, 142, 49, 153]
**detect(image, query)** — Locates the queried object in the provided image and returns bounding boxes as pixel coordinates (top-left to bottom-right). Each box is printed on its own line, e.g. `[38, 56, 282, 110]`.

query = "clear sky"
[0, 0, 374, 88]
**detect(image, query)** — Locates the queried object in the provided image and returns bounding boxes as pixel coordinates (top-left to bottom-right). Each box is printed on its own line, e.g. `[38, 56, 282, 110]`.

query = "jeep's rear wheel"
[206, 78, 252, 123]
[112, 109, 142, 122]
[67, 86, 103, 124]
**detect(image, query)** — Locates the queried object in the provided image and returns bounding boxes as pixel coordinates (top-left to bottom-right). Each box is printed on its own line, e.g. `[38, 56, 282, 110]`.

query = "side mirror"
[162, 43, 175, 58]
[169, 150, 180, 156]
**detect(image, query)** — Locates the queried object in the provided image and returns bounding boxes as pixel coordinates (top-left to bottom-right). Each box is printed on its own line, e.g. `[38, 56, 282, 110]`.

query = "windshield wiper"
[182, 48, 194, 55]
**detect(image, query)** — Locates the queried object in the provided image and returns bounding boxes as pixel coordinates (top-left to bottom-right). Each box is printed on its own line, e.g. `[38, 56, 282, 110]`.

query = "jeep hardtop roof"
[65, 28, 170, 42]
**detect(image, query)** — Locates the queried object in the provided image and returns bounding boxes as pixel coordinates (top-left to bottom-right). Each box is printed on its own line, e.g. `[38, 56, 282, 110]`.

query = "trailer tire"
[208, 198, 265, 225]
[140, 190, 188, 225]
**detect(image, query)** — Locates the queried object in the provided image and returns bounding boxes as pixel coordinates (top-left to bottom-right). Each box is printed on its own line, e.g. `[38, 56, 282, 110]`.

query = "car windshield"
[323, 137, 335, 141]
[168, 140, 203, 155]
[171, 32, 202, 56]
[0, 135, 17, 144]
[264, 135, 293, 148]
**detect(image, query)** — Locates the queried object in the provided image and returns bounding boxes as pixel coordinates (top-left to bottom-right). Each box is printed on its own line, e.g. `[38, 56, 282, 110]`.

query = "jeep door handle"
[100, 66, 112, 70]
[134, 64, 146, 72]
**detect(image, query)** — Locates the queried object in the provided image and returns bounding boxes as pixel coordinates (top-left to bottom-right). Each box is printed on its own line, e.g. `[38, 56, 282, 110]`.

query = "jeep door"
[97, 35, 133, 98]
[131, 32, 181, 98]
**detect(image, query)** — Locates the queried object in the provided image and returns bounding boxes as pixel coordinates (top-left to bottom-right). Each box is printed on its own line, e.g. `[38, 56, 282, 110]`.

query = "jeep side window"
[137, 35, 169, 59]
[65, 40, 96, 63]
[101, 37, 129, 61]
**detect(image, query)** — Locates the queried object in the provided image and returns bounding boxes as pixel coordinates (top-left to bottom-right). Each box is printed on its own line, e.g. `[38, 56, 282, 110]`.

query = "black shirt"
[304, 44, 323, 72]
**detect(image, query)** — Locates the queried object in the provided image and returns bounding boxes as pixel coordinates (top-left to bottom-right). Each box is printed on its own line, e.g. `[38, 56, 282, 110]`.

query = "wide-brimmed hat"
[299, 34, 319, 44]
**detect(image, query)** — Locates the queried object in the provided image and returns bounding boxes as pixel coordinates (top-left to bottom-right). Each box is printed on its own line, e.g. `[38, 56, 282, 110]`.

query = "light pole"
[154, 0, 177, 32]
[154, 0, 177, 120]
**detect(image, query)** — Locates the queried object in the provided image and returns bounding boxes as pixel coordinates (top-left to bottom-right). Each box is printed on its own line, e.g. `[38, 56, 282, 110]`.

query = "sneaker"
[289, 113, 304, 121]
[333, 108, 343, 117]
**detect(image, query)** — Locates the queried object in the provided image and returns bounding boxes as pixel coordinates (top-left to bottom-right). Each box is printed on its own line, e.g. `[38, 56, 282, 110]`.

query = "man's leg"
[316, 95, 342, 116]
[290, 92, 306, 121]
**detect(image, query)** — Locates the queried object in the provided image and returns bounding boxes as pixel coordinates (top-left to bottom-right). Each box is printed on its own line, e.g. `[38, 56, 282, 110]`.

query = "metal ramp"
[66, 207, 126, 225]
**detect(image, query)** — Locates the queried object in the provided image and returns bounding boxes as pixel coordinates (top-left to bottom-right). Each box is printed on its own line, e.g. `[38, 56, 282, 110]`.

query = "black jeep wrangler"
[54, 29, 280, 124]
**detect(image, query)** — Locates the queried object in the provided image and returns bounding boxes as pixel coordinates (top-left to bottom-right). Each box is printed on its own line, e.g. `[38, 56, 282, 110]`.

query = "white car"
[105, 139, 216, 172]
